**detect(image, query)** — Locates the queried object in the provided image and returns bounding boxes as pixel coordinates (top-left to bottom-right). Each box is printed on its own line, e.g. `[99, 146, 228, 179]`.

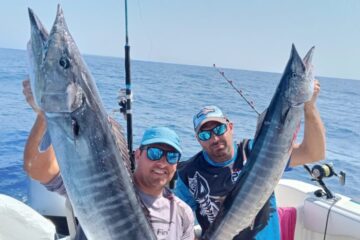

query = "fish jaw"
[27, 7, 49, 108]
[29, 5, 85, 114]
[303, 46, 316, 102]
[284, 45, 315, 107]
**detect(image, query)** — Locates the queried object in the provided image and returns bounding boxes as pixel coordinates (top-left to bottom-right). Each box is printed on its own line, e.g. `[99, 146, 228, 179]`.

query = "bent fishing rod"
[213, 64, 260, 116]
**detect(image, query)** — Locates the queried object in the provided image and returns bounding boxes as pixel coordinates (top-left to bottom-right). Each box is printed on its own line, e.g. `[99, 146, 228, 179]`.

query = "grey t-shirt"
[137, 188, 194, 240]
[44, 174, 194, 240]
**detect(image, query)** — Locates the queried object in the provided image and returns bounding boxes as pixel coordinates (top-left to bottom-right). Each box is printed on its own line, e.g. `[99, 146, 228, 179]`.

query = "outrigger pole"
[122, 0, 135, 171]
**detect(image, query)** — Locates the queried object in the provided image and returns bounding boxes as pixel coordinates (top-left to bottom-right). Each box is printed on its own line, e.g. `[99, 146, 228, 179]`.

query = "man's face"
[134, 143, 177, 193]
[197, 121, 234, 163]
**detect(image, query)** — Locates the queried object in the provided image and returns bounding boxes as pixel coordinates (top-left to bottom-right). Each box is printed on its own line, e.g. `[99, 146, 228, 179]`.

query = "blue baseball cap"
[140, 127, 182, 154]
[193, 105, 228, 133]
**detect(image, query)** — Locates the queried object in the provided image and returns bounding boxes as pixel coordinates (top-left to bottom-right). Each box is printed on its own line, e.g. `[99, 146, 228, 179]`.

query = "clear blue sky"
[1, 0, 359, 80]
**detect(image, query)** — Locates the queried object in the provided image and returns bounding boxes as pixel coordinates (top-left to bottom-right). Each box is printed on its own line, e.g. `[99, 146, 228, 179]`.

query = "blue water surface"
[0, 48, 359, 203]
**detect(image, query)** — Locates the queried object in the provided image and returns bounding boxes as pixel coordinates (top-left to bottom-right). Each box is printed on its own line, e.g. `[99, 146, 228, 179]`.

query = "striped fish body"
[27, 5, 156, 240]
[203, 45, 315, 239]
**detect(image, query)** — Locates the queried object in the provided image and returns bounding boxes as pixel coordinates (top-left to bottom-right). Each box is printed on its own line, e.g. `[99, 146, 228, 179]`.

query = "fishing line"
[124, 0, 129, 45]
[135, 0, 154, 59]
[323, 198, 339, 240]
[213, 64, 261, 116]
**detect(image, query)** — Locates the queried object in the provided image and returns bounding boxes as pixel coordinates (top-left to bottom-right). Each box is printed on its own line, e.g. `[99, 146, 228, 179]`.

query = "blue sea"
[0, 47, 359, 203]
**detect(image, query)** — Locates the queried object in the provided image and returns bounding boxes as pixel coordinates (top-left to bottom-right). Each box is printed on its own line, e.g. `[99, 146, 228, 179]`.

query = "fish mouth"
[28, 8, 48, 46]
[27, 7, 49, 108]
[27, 7, 49, 67]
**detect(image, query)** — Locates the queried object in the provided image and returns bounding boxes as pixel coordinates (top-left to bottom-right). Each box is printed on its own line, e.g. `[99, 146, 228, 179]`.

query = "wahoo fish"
[27, 5, 156, 239]
[203, 45, 315, 239]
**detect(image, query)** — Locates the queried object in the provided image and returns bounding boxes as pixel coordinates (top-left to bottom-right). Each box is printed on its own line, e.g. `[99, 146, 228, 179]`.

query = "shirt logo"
[188, 171, 219, 223]
[231, 169, 242, 183]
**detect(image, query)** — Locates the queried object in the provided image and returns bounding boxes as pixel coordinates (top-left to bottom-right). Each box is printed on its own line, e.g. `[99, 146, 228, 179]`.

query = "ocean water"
[0, 48, 359, 203]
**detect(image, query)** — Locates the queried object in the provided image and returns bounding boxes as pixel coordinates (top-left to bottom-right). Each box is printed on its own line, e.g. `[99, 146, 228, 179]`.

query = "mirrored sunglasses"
[198, 123, 228, 141]
[141, 146, 181, 165]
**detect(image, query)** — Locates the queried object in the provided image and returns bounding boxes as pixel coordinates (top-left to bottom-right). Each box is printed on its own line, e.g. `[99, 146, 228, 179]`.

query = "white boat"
[275, 179, 360, 240]
[1, 178, 359, 240]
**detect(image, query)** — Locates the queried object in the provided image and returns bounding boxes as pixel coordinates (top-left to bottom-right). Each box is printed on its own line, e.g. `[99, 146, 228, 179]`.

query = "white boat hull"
[0, 194, 56, 240]
[2, 179, 359, 240]
[276, 179, 360, 240]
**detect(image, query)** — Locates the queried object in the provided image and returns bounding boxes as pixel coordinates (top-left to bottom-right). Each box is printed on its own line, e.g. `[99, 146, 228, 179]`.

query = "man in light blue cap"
[134, 127, 182, 194]
[133, 126, 194, 240]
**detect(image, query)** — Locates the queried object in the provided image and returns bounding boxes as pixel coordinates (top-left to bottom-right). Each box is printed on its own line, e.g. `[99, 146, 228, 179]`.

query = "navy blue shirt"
[175, 139, 287, 240]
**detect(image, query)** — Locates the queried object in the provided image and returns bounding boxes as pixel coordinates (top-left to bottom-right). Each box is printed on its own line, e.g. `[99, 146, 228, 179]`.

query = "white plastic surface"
[0, 194, 56, 240]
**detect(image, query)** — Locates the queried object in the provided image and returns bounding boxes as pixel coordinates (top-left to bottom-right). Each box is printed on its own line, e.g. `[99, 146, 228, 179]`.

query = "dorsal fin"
[108, 116, 132, 176]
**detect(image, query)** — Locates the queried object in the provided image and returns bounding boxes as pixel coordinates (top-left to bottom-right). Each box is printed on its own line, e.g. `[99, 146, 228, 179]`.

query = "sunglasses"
[141, 146, 181, 165]
[198, 123, 228, 141]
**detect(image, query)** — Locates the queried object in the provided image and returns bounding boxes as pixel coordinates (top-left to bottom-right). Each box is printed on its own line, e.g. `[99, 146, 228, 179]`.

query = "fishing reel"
[118, 88, 132, 119]
[303, 163, 346, 199]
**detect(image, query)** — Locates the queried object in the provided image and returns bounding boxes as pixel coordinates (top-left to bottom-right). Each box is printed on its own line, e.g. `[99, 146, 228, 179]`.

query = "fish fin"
[108, 116, 132, 175]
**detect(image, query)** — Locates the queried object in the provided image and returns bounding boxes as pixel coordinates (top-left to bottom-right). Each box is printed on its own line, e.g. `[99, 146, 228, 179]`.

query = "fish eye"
[59, 56, 70, 69]
[292, 72, 297, 78]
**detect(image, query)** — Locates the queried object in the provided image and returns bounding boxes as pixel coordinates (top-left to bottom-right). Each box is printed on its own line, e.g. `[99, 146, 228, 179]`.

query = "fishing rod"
[120, 0, 135, 172]
[213, 64, 261, 116]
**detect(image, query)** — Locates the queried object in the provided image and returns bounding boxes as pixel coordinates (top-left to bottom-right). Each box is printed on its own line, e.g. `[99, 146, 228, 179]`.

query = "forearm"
[23, 113, 60, 183]
[290, 104, 326, 166]
[303, 104, 326, 160]
[24, 113, 47, 151]
[24, 113, 48, 167]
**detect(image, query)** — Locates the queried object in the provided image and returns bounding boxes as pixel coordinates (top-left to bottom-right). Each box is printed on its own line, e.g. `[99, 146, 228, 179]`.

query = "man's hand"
[22, 78, 60, 184]
[22, 79, 42, 114]
[305, 79, 320, 110]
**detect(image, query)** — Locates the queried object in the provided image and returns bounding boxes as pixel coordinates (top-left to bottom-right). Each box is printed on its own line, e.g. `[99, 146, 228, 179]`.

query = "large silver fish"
[203, 45, 315, 239]
[27, 5, 156, 239]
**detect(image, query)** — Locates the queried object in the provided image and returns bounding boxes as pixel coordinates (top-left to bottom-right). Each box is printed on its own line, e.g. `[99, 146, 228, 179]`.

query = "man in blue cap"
[134, 127, 183, 196]
[23, 79, 194, 240]
[175, 80, 325, 239]
[133, 127, 195, 240]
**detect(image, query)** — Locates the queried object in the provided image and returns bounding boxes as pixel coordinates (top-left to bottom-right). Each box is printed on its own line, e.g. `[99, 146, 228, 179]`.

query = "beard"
[209, 140, 232, 161]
